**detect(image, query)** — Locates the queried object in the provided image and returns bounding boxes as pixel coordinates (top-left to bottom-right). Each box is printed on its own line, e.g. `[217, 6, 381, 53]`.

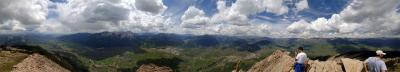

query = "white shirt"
[364, 57, 387, 72]
[295, 52, 307, 64]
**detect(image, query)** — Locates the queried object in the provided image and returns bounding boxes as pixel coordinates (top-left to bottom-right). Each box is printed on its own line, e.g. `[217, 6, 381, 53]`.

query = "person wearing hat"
[294, 47, 308, 72]
[364, 50, 387, 72]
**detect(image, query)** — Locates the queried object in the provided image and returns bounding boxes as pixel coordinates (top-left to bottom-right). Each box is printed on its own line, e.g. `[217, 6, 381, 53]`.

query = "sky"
[0, 0, 399, 38]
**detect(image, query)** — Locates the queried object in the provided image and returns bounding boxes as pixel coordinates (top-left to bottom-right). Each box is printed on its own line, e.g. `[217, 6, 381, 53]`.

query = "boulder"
[341, 58, 364, 72]
[307, 60, 343, 72]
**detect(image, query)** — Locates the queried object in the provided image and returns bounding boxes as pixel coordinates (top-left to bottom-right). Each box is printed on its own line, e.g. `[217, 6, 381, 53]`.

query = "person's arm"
[363, 58, 370, 72]
[304, 54, 308, 66]
[381, 62, 387, 72]
[295, 53, 300, 62]
[363, 63, 369, 72]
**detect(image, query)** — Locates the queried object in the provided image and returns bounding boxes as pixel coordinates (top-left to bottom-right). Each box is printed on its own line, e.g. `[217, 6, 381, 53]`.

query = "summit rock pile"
[247, 50, 295, 72]
[248, 50, 365, 72]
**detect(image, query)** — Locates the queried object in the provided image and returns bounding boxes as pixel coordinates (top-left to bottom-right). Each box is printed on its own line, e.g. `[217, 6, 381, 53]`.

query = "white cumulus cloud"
[0, 0, 49, 32]
[286, 14, 363, 37]
[296, 0, 309, 11]
[180, 6, 209, 28]
[286, 0, 400, 37]
[48, 0, 167, 33]
[210, 0, 291, 26]
[3, 0, 399, 38]
[339, 0, 400, 35]
[135, 0, 167, 14]
[287, 20, 310, 33]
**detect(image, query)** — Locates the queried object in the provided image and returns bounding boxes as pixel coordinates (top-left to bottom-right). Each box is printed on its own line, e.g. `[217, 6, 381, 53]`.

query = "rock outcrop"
[11, 53, 70, 72]
[248, 50, 366, 72]
[307, 60, 342, 72]
[247, 50, 294, 72]
[136, 64, 173, 72]
[341, 58, 364, 72]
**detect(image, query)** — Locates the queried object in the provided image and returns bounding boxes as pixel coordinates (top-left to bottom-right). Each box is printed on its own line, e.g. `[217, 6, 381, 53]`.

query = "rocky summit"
[247, 50, 295, 72]
[248, 50, 365, 72]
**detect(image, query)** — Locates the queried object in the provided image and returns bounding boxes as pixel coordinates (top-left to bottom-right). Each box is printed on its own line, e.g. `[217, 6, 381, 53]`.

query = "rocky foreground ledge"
[0, 45, 73, 72]
[11, 53, 70, 72]
[247, 50, 365, 72]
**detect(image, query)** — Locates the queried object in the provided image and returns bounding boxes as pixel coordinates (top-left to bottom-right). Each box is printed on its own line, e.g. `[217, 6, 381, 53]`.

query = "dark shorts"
[294, 63, 305, 72]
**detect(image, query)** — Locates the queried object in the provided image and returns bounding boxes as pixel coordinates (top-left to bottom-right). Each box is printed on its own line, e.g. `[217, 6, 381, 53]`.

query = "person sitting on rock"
[364, 50, 387, 72]
[294, 47, 308, 72]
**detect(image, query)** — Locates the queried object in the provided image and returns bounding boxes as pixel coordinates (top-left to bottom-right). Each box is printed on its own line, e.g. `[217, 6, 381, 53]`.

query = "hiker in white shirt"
[294, 47, 307, 72]
[364, 50, 387, 72]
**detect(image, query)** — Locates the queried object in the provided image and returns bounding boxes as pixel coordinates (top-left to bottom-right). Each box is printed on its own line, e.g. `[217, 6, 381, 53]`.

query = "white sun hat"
[376, 50, 386, 55]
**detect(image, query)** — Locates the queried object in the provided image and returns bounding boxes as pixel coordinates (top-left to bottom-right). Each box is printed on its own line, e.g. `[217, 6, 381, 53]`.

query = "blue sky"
[160, 0, 349, 22]
[1, 0, 400, 38]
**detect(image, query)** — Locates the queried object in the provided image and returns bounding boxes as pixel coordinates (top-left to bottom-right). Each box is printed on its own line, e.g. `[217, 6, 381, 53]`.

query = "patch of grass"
[74, 50, 178, 72]
[0, 51, 29, 72]
[177, 48, 254, 72]
[308, 44, 336, 56]
[0, 62, 18, 72]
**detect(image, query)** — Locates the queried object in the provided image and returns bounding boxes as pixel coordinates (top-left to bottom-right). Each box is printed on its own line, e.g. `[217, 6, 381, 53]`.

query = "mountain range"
[0, 31, 400, 72]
